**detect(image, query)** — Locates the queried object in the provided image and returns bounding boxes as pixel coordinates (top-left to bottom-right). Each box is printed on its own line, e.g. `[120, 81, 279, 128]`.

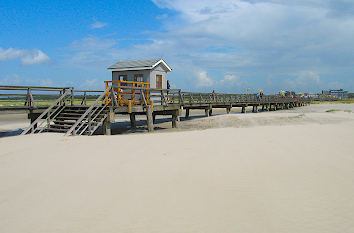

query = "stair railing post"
[88, 112, 92, 135]
[178, 90, 184, 105]
[81, 91, 87, 105]
[71, 88, 74, 106]
[25, 88, 30, 107]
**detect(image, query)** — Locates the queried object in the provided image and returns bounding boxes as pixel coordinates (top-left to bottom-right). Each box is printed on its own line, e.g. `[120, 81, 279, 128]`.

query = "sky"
[0, 0, 353, 94]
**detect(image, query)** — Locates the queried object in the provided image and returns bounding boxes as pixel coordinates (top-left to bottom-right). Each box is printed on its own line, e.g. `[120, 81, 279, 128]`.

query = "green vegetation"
[0, 100, 97, 107]
[326, 109, 341, 113]
[312, 99, 354, 104]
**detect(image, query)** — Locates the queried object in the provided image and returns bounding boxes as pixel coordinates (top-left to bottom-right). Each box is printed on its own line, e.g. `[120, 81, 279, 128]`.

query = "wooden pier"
[0, 85, 311, 136]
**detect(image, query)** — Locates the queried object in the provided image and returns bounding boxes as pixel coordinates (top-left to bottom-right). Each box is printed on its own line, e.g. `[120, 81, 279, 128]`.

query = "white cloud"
[21, 50, 50, 65]
[79, 79, 101, 90]
[220, 74, 240, 85]
[0, 47, 50, 65]
[0, 74, 54, 86]
[283, 71, 321, 92]
[39, 79, 54, 86]
[66, 37, 117, 67]
[196, 71, 214, 87]
[91, 21, 108, 29]
[147, 0, 354, 92]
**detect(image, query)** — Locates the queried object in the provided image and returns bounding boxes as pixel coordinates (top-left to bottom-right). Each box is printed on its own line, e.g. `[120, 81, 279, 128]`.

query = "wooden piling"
[146, 105, 154, 132]
[102, 115, 111, 135]
[205, 108, 210, 117]
[172, 110, 178, 128]
[241, 106, 246, 113]
[185, 108, 190, 118]
[130, 113, 136, 129]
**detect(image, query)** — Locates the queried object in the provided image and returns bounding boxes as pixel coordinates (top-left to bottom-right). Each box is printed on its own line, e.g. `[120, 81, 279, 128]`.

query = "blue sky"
[1, 0, 353, 93]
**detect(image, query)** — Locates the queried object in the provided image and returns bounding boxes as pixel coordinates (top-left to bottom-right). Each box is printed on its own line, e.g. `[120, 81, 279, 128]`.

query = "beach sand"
[0, 104, 354, 233]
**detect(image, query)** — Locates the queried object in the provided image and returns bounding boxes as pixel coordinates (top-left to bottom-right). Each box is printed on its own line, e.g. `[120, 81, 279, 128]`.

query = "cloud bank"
[0, 47, 50, 65]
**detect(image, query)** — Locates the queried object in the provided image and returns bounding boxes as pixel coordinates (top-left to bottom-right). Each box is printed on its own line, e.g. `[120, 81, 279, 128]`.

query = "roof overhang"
[152, 59, 172, 72]
[108, 67, 152, 72]
[107, 59, 172, 72]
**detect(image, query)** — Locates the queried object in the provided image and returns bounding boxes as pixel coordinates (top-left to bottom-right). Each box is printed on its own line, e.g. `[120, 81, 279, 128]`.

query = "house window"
[119, 75, 128, 81]
[156, 74, 162, 88]
[134, 74, 144, 82]
[118, 75, 128, 86]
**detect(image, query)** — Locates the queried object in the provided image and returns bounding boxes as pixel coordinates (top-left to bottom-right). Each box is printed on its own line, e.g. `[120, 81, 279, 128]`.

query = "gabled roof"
[107, 59, 172, 72]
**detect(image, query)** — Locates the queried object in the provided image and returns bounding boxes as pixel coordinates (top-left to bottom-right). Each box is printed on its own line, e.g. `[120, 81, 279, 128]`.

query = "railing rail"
[21, 88, 73, 135]
[65, 87, 113, 136]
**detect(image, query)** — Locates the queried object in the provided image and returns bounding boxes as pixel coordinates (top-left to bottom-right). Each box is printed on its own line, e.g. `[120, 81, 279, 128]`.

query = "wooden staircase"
[48, 106, 109, 135]
[22, 86, 116, 136]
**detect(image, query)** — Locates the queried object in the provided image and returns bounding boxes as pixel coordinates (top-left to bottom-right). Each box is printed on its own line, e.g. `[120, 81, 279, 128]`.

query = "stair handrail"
[65, 86, 112, 136]
[21, 88, 73, 135]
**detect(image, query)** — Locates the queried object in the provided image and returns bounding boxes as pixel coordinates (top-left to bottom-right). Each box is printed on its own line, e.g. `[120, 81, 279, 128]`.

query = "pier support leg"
[130, 113, 136, 129]
[185, 108, 190, 119]
[226, 106, 231, 114]
[205, 108, 210, 117]
[102, 116, 111, 135]
[262, 105, 265, 111]
[209, 108, 213, 116]
[172, 110, 178, 128]
[28, 111, 38, 132]
[241, 106, 246, 113]
[252, 105, 258, 113]
[146, 105, 154, 132]
[153, 113, 156, 124]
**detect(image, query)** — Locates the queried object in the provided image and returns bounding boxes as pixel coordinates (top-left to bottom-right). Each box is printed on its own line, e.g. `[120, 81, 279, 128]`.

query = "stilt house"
[107, 59, 172, 88]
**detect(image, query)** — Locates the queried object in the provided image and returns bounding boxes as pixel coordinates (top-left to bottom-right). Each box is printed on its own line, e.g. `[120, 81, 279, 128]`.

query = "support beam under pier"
[172, 110, 178, 128]
[146, 105, 154, 132]
[130, 113, 136, 129]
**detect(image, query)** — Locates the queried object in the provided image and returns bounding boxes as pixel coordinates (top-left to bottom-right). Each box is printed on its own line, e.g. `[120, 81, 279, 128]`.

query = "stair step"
[50, 124, 72, 129]
[53, 120, 76, 125]
[48, 128, 69, 132]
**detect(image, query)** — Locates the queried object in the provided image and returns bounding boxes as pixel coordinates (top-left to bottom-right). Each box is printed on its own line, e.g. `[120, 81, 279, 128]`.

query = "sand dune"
[0, 104, 354, 233]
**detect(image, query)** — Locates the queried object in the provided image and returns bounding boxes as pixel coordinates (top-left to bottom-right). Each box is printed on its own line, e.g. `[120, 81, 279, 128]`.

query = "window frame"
[156, 74, 162, 88]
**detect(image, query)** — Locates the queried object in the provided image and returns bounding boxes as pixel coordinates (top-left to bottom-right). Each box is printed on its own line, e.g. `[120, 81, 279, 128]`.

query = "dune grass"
[312, 99, 354, 104]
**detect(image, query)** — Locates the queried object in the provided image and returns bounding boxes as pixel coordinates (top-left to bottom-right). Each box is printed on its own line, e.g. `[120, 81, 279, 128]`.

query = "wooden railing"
[104, 80, 150, 106]
[0, 85, 104, 109]
[21, 88, 74, 135]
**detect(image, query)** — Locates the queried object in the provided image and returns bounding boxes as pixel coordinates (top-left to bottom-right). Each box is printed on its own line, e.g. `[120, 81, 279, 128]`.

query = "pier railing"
[0, 85, 104, 110]
[1, 85, 311, 112]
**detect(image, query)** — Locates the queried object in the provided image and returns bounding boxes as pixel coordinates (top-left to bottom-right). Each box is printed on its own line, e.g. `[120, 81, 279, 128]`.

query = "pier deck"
[0, 85, 310, 136]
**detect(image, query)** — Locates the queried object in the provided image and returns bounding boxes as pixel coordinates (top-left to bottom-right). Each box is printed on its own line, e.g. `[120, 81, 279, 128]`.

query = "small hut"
[107, 58, 172, 89]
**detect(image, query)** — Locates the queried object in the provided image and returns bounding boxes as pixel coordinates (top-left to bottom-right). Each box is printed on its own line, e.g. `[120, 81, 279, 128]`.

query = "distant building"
[321, 89, 348, 99]
[107, 58, 172, 89]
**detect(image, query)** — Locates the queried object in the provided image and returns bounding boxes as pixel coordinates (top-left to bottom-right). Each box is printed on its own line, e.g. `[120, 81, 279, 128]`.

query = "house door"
[156, 75, 162, 88]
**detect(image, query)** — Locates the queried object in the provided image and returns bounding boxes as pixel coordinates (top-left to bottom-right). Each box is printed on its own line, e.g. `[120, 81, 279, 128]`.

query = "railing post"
[178, 90, 184, 105]
[88, 112, 92, 135]
[71, 88, 74, 106]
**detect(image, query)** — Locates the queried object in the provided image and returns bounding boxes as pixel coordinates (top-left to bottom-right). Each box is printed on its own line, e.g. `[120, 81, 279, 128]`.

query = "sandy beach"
[1, 104, 354, 233]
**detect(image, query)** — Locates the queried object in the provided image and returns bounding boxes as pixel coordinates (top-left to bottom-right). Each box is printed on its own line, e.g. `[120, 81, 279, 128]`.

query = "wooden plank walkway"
[1, 85, 310, 136]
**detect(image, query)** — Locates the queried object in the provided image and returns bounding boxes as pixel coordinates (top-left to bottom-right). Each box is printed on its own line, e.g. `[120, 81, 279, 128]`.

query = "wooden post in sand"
[226, 107, 231, 114]
[172, 110, 178, 128]
[205, 108, 210, 117]
[102, 115, 111, 135]
[130, 113, 136, 129]
[146, 105, 154, 132]
[185, 108, 190, 119]
[241, 105, 246, 113]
